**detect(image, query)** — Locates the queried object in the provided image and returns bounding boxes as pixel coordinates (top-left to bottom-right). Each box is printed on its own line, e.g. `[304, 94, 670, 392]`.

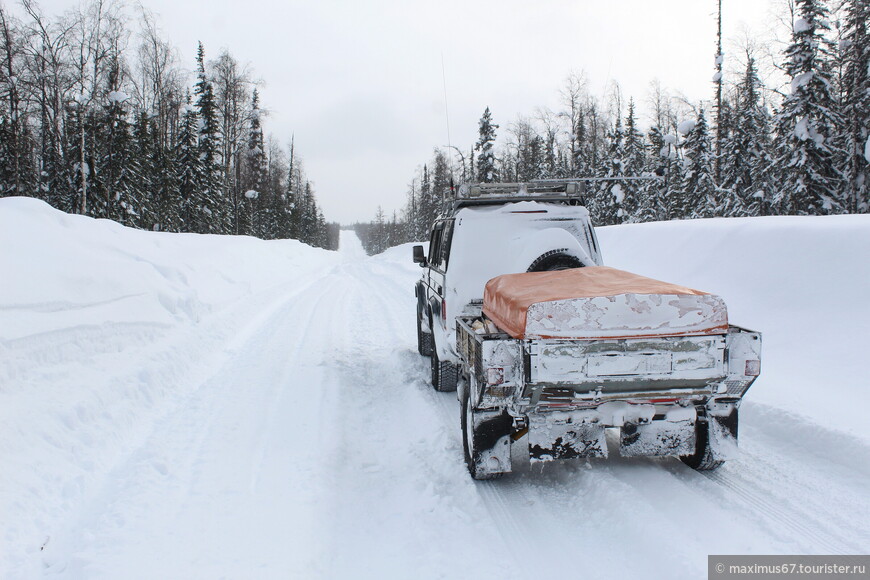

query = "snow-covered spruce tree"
[676, 109, 717, 219]
[284, 135, 301, 239]
[622, 98, 646, 221]
[0, 113, 34, 198]
[773, 0, 844, 215]
[242, 88, 267, 236]
[539, 112, 560, 179]
[176, 96, 202, 231]
[475, 107, 498, 183]
[0, 6, 35, 198]
[510, 117, 544, 182]
[0, 116, 14, 195]
[101, 94, 135, 224]
[313, 206, 327, 248]
[193, 42, 222, 233]
[720, 55, 774, 216]
[713, 96, 746, 217]
[373, 206, 387, 254]
[59, 99, 85, 214]
[262, 141, 288, 240]
[570, 105, 589, 178]
[298, 181, 317, 245]
[641, 125, 671, 221]
[431, 149, 452, 217]
[594, 115, 626, 225]
[519, 134, 544, 181]
[839, 0, 869, 213]
[417, 163, 437, 234]
[96, 61, 136, 224]
[129, 110, 154, 229]
[403, 177, 423, 242]
[148, 114, 182, 232]
[713, 0, 725, 184]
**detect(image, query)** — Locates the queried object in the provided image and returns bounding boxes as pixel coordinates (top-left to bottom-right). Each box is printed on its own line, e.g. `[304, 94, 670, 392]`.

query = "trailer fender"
[706, 402, 739, 460]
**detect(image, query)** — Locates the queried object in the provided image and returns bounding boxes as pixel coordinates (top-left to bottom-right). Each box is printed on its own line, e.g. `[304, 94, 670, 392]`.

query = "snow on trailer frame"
[455, 312, 762, 480]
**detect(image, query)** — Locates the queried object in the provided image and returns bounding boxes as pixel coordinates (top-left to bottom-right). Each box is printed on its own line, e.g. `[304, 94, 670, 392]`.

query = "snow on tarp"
[482, 266, 728, 340]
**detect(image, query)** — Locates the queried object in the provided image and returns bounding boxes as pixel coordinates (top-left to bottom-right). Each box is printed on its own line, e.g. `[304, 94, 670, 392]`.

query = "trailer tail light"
[486, 367, 505, 386]
[441, 299, 447, 322]
[745, 360, 761, 376]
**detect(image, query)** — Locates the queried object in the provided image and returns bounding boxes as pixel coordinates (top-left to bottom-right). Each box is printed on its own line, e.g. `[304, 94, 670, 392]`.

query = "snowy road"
[2, 201, 870, 579]
[56, 233, 870, 578]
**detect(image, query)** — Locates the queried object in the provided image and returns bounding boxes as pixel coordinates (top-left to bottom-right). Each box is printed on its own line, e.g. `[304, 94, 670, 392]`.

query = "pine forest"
[0, 0, 867, 256]
[0, 1, 338, 249]
[356, 0, 868, 255]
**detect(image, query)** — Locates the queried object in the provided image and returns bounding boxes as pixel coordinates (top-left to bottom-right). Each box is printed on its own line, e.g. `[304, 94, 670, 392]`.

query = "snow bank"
[597, 215, 870, 441]
[0, 197, 328, 341]
[0, 198, 339, 577]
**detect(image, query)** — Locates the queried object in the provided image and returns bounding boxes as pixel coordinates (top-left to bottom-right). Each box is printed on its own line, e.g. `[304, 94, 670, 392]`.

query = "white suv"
[413, 182, 603, 391]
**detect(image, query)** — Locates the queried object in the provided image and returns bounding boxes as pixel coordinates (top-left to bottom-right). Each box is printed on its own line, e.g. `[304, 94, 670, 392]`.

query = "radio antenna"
[441, 53, 453, 157]
[440, 53, 457, 203]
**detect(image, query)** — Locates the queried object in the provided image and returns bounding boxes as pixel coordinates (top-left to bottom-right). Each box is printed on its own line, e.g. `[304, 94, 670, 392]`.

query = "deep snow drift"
[1, 197, 869, 579]
[596, 215, 870, 441]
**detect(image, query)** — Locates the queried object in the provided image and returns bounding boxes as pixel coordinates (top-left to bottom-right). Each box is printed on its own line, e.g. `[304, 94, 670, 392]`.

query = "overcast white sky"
[20, 0, 787, 224]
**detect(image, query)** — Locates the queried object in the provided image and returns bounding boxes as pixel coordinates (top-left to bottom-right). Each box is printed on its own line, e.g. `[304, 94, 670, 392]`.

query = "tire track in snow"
[315, 255, 523, 580]
[53, 266, 345, 578]
[688, 404, 870, 554]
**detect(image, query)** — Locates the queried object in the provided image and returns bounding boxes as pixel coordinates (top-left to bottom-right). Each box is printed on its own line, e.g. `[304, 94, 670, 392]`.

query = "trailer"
[453, 267, 761, 479]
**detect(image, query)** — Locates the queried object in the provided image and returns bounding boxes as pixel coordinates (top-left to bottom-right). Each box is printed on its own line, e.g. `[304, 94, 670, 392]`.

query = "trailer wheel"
[417, 314, 433, 357]
[430, 347, 458, 392]
[680, 416, 726, 471]
[527, 248, 584, 272]
[461, 385, 503, 480]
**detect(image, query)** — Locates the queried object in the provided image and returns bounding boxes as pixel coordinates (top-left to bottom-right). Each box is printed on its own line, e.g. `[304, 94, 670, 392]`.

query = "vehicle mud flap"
[706, 402, 740, 460]
[619, 419, 696, 457]
[469, 409, 514, 477]
[527, 412, 607, 463]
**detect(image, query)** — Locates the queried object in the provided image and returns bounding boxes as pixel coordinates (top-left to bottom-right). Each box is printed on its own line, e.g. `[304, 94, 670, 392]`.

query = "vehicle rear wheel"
[417, 314, 433, 357]
[430, 347, 458, 392]
[527, 248, 584, 272]
[680, 416, 726, 471]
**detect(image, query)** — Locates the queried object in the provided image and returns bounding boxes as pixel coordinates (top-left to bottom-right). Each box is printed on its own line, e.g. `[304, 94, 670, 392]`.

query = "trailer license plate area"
[587, 353, 672, 376]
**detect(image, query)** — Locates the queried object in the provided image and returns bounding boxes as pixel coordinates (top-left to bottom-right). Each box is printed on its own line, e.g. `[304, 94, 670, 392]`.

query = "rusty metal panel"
[527, 412, 607, 462]
[528, 335, 726, 389]
[619, 419, 696, 457]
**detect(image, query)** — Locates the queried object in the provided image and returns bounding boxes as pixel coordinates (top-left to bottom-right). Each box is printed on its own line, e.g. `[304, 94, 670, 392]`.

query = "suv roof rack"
[442, 177, 663, 215]
[444, 180, 585, 214]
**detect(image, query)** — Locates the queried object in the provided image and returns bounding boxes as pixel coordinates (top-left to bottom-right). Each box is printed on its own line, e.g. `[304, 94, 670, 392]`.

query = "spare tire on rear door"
[527, 248, 584, 272]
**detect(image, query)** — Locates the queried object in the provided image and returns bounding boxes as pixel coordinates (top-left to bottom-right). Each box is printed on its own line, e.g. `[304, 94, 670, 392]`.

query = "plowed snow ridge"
[1, 198, 869, 579]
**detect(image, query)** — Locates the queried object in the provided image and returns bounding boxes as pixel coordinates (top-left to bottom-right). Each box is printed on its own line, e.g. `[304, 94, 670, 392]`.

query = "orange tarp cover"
[482, 266, 729, 339]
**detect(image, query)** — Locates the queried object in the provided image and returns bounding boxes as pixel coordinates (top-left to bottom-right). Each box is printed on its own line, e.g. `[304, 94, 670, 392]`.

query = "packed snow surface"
[2, 198, 870, 579]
